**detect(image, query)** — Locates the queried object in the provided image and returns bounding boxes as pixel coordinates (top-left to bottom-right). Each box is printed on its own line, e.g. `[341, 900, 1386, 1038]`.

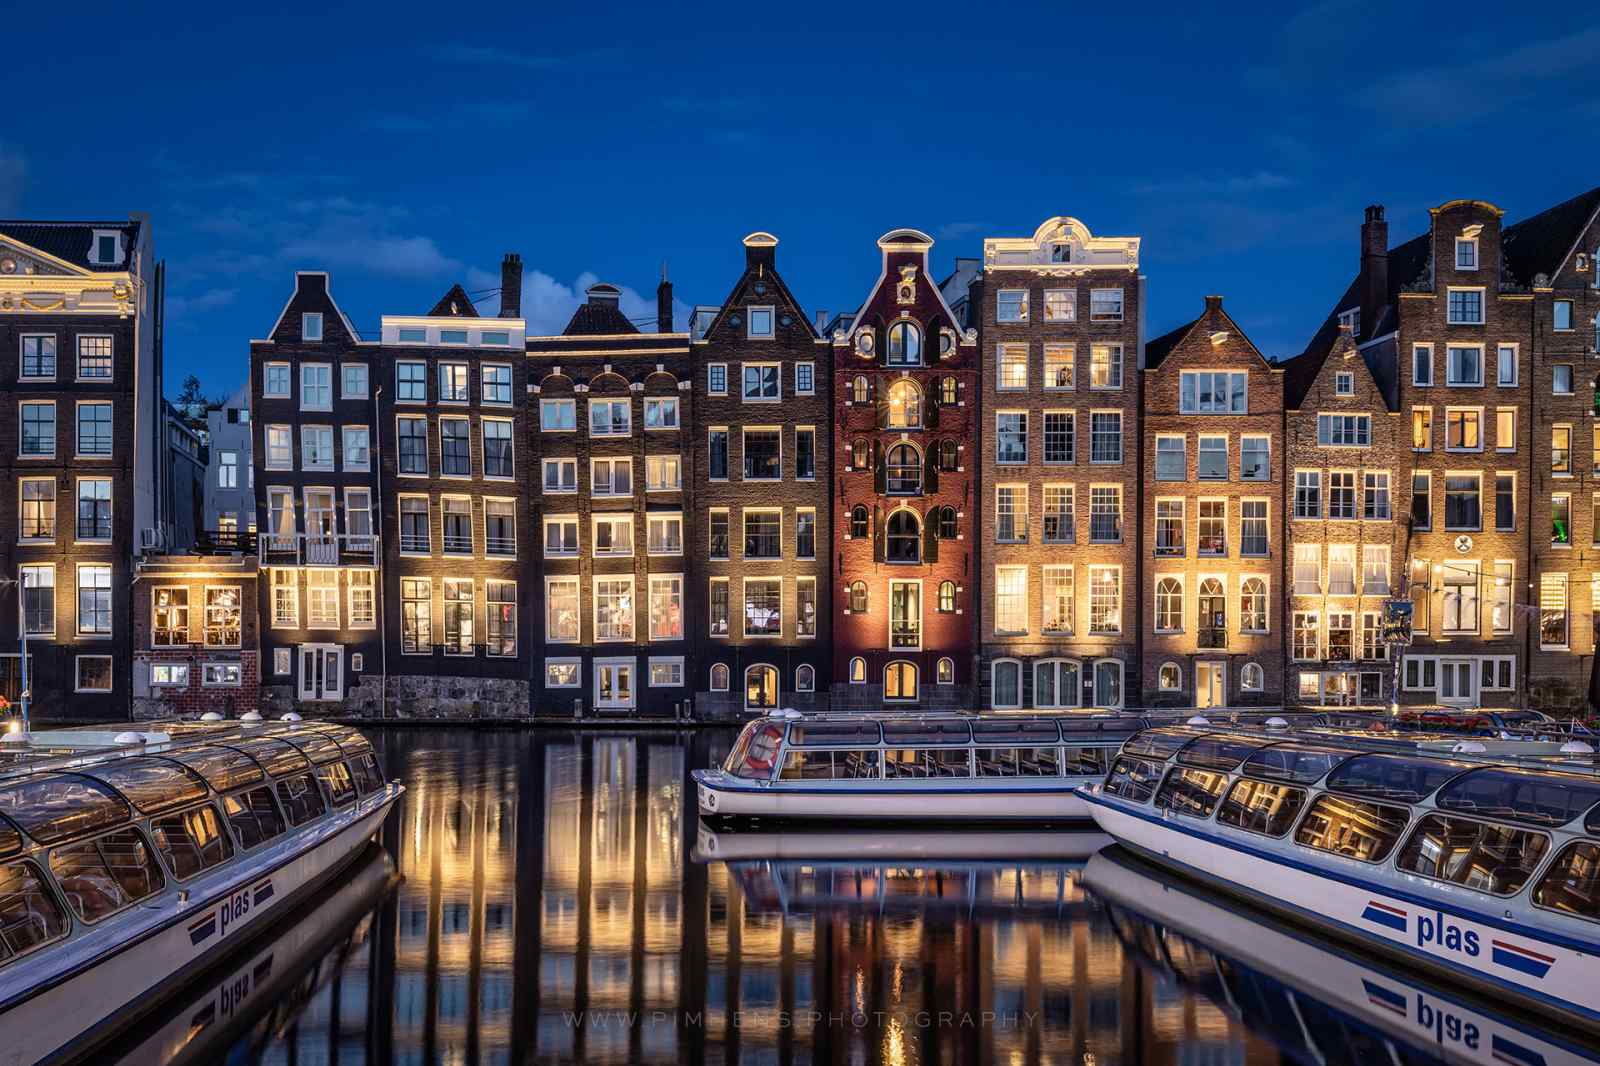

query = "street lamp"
[0, 577, 28, 735]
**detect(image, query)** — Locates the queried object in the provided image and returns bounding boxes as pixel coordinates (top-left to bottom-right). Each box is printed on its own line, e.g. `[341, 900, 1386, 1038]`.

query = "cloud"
[280, 234, 462, 279]
[362, 99, 536, 135]
[465, 265, 693, 335]
[936, 221, 988, 241]
[167, 287, 238, 321]
[0, 143, 25, 214]
[1357, 27, 1600, 123]
[1134, 171, 1296, 198]
[433, 43, 621, 70]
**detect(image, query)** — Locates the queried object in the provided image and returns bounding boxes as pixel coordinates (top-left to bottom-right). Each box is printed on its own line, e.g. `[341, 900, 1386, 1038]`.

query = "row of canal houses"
[4, 187, 1600, 720]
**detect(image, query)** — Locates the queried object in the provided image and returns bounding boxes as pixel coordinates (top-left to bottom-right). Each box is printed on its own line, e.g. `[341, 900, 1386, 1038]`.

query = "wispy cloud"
[363, 99, 537, 135]
[166, 286, 238, 326]
[1134, 171, 1296, 198]
[434, 43, 622, 70]
[1357, 27, 1600, 123]
[0, 142, 25, 214]
[936, 221, 988, 241]
[465, 265, 691, 336]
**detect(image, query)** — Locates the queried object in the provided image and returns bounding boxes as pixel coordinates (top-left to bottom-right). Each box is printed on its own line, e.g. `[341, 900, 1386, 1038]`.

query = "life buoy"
[743, 723, 784, 772]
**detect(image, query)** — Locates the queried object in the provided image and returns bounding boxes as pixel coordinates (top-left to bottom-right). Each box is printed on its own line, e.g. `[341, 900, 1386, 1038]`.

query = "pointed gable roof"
[1502, 185, 1600, 285]
[562, 283, 638, 336]
[1144, 316, 1199, 371]
[700, 232, 820, 342]
[1146, 296, 1275, 374]
[427, 283, 480, 318]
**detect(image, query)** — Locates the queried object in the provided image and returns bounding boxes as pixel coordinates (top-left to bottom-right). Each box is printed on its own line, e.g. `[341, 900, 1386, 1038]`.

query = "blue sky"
[3, 2, 1596, 399]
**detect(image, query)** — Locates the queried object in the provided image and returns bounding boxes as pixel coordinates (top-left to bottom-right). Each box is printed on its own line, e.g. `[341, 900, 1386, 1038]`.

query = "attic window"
[748, 306, 774, 338]
[1455, 237, 1478, 270]
[440, 329, 468, 345]
[91, 230, 122, 266]
[398, 328, 427, 343]
[1050, 243, 1070, 263]
[1337, 308, 1360, 336]
[1335, 371, 1354, 396]
[302, 313, 324, 341]
[481, 331, 511, 346]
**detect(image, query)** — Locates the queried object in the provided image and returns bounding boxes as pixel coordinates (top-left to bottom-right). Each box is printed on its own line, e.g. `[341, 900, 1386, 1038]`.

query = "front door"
[1439, 659, 1475, 706]
[298, 644, 343, 701]
[1196, 662, 1226, 709]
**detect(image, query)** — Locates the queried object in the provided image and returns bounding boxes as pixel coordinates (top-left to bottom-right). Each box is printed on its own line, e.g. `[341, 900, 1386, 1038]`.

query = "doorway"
[1439, 659, 1476, 706]
[297, 644, 343, 701]
[1196, 662, 1226, 709]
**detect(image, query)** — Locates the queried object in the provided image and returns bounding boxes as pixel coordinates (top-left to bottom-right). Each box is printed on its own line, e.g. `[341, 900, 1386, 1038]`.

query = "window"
[1154, 576, 1183, 632]
[592, 457, 632, 496]
[744, 578, 781, 637]
[1446, 289, 1483, 325]
[848, 580, 867, 614]
[396, 361, 426, 402]
[1089, 344, 1122, 389]
[938, 505, 958, 539]
[995, 486, 1026, 542]
[886, 379, 922, 428]
[1328, 471, 1356, 520]
[649, 576, 683, 640]
[77, 564, 112, 635]
[1293, 471, 1321, 519]
[1411, 408, 1433, 452]
[937, 579, 956, 613]
[1241, 577, 1268, 633]
[996, 413, 1027, 463]
[1293, 543, 1321, 594]
[595, 578, 635, 641]
[334, 362, 368, 401]
[482, 419, 513, 478]
[441, 497, 473, 554]
[1198, 499, 1226, 555]
[795, 362, 814, 395]
[1555, 300, 1573, 331]
[1292, 612, 1319, 660]
[850, 375, 868, 404]
[1198, 435, 1227, 479]
[300, 425, 334, 470]
[338, 425, 375, 473]
[887, 322, 921, 365]
[590, 398, 630, 436]
[650, 658, 685, 687]
[1043, 485, 1074, 543]
[20, 334, 56, 379]
[1356, 471, 1391, 521]
[1412, 472, 1431, 529]
[300, 364, 331, 410]
[1092, 658, 1122, 707]
[1155, 499, 1184, 556]
[1318, 414, 1370, 447]
[72, 655, 113, 694]
[152, 587, 189, 646]
[1089, 486, 1121, 543]
[1494, 474, 1515, 531]
[1033, 659, 1080, 709]
[743, 429, 781, 479]
[546, 578, 579, 644]
[748, 306, 774, 338]
[885, 661, 919, 701]
[307, 569, 341, 628]
[1234, 435, 1269, 481]
[646, 454, 682, 492]
[886, 509, 921, 562]
[938, 437, 958, 471]
[1553, 425, 1572, 474]
[1444, 474, 1481, 530]
[1541, 573, 1569, 648]
[1334, 370, 1354, 396]
[542, 458, 576, 493]
[798, 578, 818, 636]
[795, 427, 816, 480]
[849, 506, 868, 539]
[593, 515, 633, 556]
[997, 344, 1028, 390]
[440, 417, 471, 476]
[709, 428, 728, 479]
[435, 363, 469, 403]
[1553, 493, 1572, 545]
[1412, 345, 1433, 387]
[1088, 566, 1121, 634]
[1554, 365, 1574, 395]
[744, 510, 781, 558]
[996, 290, 1027, 322]
[395, 416, 427, 475]
[544, 515, 578, 557]
[796, 509, 816, 559]
[1090, 412, 1122, 463]
[708, 364, 727, 395]
[1442, 561, 1480, 634]
[540, 398, 576, 432]
[19, 401, 54, 457]
[1154, 436, 1185, 480]
[1042, 566, 1074, 635]
[1496, 407, 1516, 451]
[1039, 288, 1076, 322]
[1493, 562, 1514, 634]
[991, 660, 1023, 708]
[994, 566, 1027, 634]
[20, 479, 54, 541]
[889, 581, 921, 649]
[302, 312, 324, 341]
[1241, 499, 1268, 556]
[1497, 344, 1517, 386]
[1446, 346, 1482, 386]
[395, 578, 431, 652]
[939, 376, 958, 405]
[647, 514, 683, 556]
[1089, 288, 1123, 322]
[1180, 371, 1247, 414]
[20, 566, 53, 636]
[346, 571, 375, 630]
[1040, 347, 1076, 395]
[77, 335, 112, 380]
[1453, 236, 1477, 270]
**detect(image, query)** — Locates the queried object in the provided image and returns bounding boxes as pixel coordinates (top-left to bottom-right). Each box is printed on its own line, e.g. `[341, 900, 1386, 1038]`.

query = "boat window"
[1215, 779, 1308, 837]
[275, 774, 328, 827]
[0, 815, 20, 859]
[975, 747, 1060, 777]
[279, 733, 346, 766]
[1293, 795, 1410, 864]
[1062, 746, 1110, 776]
[311, 725, 375, 757]
[349, 754, 384, 795]
[224, 787, 286, 849]
[884, 748, 971, 778]
[1241, 744, 1350, 785]
[0, 774, 131, 844]
[1395, 813, 1549, 897]
[1104, 757, 1164, 803]
[49, 828, 166, 923]
[1176, 735, 1263, 772]
[723, 720, 785, 780]
[971, 719, 1062, 745]
[316, 761, 357, 806]
[1531, 841, 1600, 920]
[788, 722, 882, 747]
[1434, 768, 1600, 829]
[229, 738, 313, 778]
[882, 720, 972, 746]
[1122, 729, 1198, 761]
[80, 758, 209, 816]
[780, 749, 881, 780]
[0, 860, 68, 963]
[1154, 768, 1229, 819]
[151, 804, 236, 880]
[169, 746, 265, 793]
[1325, 754, 1471, 804]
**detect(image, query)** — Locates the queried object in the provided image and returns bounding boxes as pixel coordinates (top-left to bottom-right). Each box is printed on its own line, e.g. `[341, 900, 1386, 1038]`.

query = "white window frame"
[301, 312, 324, 341]
[299, 362, 332, 411]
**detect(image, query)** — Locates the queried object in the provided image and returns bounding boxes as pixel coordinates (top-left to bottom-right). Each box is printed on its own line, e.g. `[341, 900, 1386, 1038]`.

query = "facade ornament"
[896, 265, 917, 304]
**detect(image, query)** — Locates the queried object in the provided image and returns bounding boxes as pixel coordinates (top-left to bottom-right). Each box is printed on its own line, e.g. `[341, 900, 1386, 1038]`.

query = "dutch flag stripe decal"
[1360, 979, 1407, 1017]
[1491, 1032, 1548, 1066]
[254, 880, 275, 906]
[1360, 900, 1408, 932]
[188, 914, 217, 946]
[1490, 939, 1555, 979]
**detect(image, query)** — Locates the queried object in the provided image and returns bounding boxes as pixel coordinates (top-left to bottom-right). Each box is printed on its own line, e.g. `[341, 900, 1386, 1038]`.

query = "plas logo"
[1361, 900, 1408, 933]
[1489, 939, 1555, 980]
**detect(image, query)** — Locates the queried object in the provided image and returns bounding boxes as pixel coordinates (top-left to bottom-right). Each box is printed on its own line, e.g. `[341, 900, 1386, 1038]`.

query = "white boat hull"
[2, 783, 402, 1065]
[1080, 787, 1600, 1028]
[695, 824, 1110, 862]
[694, 771, 1095, 821]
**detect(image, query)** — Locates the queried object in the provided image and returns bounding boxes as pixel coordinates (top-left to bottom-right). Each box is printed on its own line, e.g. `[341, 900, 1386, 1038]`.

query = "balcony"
[194, 529, 254, 554]
[1198, 627, 1227, 650]
[258, 532, 379, 568]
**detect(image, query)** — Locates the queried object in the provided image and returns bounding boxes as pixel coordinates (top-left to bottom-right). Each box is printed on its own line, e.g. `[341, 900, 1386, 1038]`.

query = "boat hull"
[693, 769, 1094, 821]
[1079, 787, 1600, 1030]
[3, 783, 403, 1066]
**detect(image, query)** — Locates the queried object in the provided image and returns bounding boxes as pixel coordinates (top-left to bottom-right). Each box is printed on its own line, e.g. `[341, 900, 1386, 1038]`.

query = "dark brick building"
[691, 233, 832, 714]
[0, 218, 162, 721]
[830, 229, 979, 709]
[131, 551, 258, 719]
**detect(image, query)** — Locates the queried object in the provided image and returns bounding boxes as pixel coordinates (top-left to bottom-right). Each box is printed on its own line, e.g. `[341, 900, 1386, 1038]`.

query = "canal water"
[107, 727, 1554, 1066]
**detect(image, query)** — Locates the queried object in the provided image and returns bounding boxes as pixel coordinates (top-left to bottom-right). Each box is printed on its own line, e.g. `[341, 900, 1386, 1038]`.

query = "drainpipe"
[375, 385, 388, 718]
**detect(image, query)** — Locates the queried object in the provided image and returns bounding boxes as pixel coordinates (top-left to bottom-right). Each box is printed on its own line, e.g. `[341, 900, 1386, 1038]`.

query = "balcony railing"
[258, 532, 379, 568]
[1198, 627, 1228, 650]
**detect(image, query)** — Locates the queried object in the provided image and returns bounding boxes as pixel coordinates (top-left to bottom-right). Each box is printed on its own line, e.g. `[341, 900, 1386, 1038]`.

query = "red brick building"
[830, 229, 979, 709]
[132, 551, 259, 718]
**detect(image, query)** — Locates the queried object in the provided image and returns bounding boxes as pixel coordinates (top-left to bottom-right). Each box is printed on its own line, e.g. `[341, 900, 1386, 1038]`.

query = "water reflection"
[119, 729, 1295, 1065]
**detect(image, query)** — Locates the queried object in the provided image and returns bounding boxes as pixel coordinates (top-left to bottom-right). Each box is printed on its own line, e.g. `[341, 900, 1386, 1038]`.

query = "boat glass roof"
[277, 732, 346, 765]
[1240, 743, 1352, 784]
[80, 758, 210, 814]
[881, 720, 973, 746]
[1324, 753, 1472, 804]
[0, 815, 20, 858]
[1175, 735, 1264, 771]
[0, 773, 131, 843]
[227, 737, 313, 777]
[788, 722, 883, 747]
[1435, 767, 1600, 829]
[169, 745, 266, 792]
[1123, 728, 1203, 761]
[970, 719, 1062, 744]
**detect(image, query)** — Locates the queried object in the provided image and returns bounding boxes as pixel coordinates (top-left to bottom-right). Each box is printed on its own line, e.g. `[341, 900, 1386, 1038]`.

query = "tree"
[176, 374, 207, 409]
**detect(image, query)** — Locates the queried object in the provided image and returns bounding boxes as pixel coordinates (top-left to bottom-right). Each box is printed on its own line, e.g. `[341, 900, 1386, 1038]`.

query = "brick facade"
[131, 553, 259, 719]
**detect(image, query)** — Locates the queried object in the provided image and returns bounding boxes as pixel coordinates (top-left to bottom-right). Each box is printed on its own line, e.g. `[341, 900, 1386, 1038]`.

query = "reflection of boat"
[0, 723, 404, 1064]
[693, 823, 1110, 863]
[1078, 724, 1600, 1030]
[104, 843, 397, 1066]
[1086, 847, 1600, 1066]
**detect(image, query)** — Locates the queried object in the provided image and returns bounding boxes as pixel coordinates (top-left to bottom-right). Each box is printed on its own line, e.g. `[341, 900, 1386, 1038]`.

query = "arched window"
[1198, 578, 1226, 648]
[939, 376, 958, 405]
[886, 379, 922, 427]
[1158, 662, 1183, 692]
[852, 375, 869, 404]
[1240, 577, 1267, 633]
[939, 329, 955, 359]
[938, 438, 959, 472]
[937, 580, 956, 612]
[851, 438, 869, 470]
[849, 657, 867, 684]
[1093, 659, 1123, 708]
[887, 322, 921, 365]
[936, 657, 955, 685]
[850, 506, 869, 539]
[849, 581, 868, 613]
[745, 665, 779, 711]
[886, 443, 922, 495]
[1240, 662, 1264, 692]
[1034, 659, 1080, 709]
[886, 510, 921, 562]
[938, 506, 957, 539]
[796, 664, 815, 692]
[709, 663, 730, 691]
[885, 660, 919, 700]
[1155, 577, 1183, 632]
[991, 659, 1022, 708]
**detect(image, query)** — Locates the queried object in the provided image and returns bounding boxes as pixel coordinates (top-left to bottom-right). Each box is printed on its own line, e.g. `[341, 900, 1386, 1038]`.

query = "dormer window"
[747, 306, 774, 338]
[302, 313, 324, 341]
[90, 230, 122, 266]
[1455, 237, 1478, 270]
[1335, 371, 1354, 396]
[1338, 308, 1360, 336]
[1050, 243, 1070, 263]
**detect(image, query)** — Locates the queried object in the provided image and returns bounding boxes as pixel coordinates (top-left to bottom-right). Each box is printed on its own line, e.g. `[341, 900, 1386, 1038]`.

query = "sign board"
[1382, 599, 1414, 645]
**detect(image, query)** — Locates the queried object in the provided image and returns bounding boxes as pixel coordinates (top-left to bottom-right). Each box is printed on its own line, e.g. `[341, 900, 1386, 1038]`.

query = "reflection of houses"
[131, 550, 258, 718]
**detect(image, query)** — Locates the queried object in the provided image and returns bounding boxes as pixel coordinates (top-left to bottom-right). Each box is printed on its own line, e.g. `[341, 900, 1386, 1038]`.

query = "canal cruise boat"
[0, 721, 403, 1065]
[1077, 725, 1600, 1031]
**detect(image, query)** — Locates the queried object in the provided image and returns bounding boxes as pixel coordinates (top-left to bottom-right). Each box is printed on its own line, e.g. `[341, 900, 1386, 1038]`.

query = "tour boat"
[1076, 725, 1600, 1030]
[693, 713, 1148, 822]
[0, 721, 404, 1065]
[1087, 847, 1600, 1066]
[694, 823, 1110, 863]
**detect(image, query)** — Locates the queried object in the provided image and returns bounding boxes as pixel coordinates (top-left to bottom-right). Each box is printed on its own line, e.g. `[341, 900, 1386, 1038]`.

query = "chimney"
[1359, 205, 1388, 343]
[499, 253, 522, 318]
[657, 263, 673, 334]
[815, 309, 829, 334]
[744, 231, 778, 271]
[1204, 294, 1223, 312]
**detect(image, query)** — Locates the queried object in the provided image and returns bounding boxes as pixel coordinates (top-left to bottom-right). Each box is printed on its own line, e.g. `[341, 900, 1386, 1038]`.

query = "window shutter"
[924, 449, 939, 494]
[873, 445, 886, 495]
[924, 512, 939, 562]
[926, 391, 939, 429]
[873, 505, 885, 563]
[876, 388, 890, 430]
